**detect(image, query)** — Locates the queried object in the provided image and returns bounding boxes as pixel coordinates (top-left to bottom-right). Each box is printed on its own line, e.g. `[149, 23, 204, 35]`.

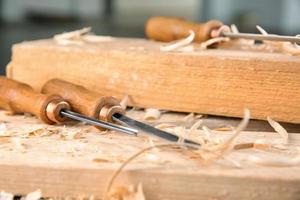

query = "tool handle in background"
[0, 76, 70, 124]
[145, 16, 223, 42]
[41, 79, 125, 126]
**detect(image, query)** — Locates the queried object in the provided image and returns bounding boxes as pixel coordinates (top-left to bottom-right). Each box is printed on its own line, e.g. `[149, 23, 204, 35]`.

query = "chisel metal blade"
[112, 113, 199, 145]
[60, 110, 138, 135]
[222, 32, 300, 43]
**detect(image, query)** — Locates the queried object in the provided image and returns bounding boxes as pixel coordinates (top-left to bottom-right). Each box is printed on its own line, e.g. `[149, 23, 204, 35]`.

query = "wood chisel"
[42, 79, 197, 144]
[0, 77, 137, 135]
[146, 16, 300, 43]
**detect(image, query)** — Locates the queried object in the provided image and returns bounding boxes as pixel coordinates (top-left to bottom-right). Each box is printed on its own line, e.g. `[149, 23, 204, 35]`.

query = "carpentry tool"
[42, 79, 197, 143]
[0, 77, 137, 135]
[146, 16, 300, 43]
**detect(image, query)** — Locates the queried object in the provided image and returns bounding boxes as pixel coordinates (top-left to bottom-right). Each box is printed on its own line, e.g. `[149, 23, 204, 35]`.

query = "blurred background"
[0, 0, 299, 74]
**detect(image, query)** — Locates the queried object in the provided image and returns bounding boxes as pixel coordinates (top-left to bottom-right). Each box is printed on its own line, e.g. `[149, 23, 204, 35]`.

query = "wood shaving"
[201, 109, 250, 159]
[200, 37, 230, 49]
[230, 24, 239, 34]
[92, 158, 110, 163]
[176, 45, 194, 52]
[213, 126, 234, 132]
[82, 35, 114, 43]
[27, 128, 46, 137]
[143, 108, 161, 121]
[108, 183, 145, 200]
[54, 27, 91, 40]
[154, 123, 176, 129]
[160, 30, 195, 52]
[53, 27, 114, 46]
[256, 25, 268, 35]
[104, 144, 182, 200]
[23, 189, 41, 200]
[267, 117, 288, 144]
[0, 191, 13, 200]
[252, 25, 300, 55]
[120, 96, 129, 110]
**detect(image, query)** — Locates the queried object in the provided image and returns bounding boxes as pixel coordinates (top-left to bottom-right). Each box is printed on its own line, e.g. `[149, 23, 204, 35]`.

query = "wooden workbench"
[0, 110, 299, 200]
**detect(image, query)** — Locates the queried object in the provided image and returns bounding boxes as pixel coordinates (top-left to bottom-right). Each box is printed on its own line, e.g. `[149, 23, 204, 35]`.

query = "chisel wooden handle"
[41, 79, 125, 126]
[0, 77, 70, 124]
[145, 16, 223, 42]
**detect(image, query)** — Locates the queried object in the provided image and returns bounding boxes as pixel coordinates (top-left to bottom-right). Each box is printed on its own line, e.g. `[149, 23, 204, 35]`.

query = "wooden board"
[0, 110, 300, 199]
[6, 38, 300, 123]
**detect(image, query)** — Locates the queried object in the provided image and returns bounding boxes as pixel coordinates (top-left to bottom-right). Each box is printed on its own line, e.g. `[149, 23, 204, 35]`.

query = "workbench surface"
[0, 110, 299, 200]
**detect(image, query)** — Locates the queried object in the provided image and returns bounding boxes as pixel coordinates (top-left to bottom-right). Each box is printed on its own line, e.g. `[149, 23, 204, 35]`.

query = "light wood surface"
[7, 38, 300, 123]
[0, 110, 299, 199]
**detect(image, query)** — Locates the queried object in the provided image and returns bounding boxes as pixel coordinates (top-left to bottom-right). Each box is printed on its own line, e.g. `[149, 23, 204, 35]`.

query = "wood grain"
[7, 38, 300, 123]
[0, 111, 299, 199]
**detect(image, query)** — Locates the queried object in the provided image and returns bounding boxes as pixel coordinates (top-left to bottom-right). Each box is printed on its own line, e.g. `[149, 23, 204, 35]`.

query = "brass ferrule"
[46, 99, 71, 123]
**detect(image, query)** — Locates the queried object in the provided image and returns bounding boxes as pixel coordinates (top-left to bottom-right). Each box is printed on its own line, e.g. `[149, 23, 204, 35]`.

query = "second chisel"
[42, 79, 198, 144]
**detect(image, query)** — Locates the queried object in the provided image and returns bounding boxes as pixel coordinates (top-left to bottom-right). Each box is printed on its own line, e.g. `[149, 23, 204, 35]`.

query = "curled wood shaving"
[230, 24, 239, 34]
[200, 37, 230, 49]
[120, 96, 129, 110]
[267, 117, 288, 144]
[0, 191, 13, 200]
[176, 45, 194, 52]
[202, 109, 250, 156]
[54, 27, 91, 40]
[256, 25, 268, 35]
[54, 27, 91, 45]
[23, 189, 41, 200]
[108, 183, 145, 200]
[104, 144, 184, 200]
[160, 30, 195, 52]
[254, 25, 300, 55]
[54, 27, 115, 46]
[143, 108, 161, 121]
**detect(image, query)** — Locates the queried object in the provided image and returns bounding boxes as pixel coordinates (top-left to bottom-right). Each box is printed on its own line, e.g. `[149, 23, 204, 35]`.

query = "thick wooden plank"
[7, 38, 300, 123]
[0, 111, 299, 199]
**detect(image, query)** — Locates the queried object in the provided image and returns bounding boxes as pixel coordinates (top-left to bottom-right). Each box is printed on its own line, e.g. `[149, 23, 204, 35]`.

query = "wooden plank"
[0, 110, 299, 199]
[7, 38, 300, 123]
